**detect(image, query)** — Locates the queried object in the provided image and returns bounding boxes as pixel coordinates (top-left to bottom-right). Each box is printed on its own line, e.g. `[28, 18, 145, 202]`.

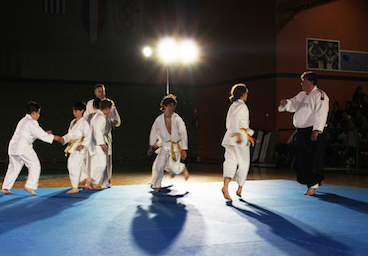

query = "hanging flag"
[107, 0, 144, 40]
[44, 0, 67, 14]
[89, 0, 106, 43]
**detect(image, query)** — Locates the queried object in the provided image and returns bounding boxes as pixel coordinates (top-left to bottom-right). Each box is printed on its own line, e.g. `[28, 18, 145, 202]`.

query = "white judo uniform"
[149, 113, 188, 189]
[62, 117, 92, 188]
[2, 114, 54, 190]
[84, 98, 120, 188]
[221, 99, 253, 186]
[89, 110, 112, 186]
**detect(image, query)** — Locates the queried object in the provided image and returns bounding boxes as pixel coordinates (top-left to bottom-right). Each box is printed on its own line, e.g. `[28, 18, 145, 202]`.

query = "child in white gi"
[59, 102, 92, 194]
[1, 101, 61, 196]
[221, 83, 254, 201]
[147, 94, 189, 193]
[85, 99, 112, 190]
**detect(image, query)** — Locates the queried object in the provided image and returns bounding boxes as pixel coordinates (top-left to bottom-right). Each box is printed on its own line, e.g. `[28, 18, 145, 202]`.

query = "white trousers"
[67, 151, 85, 188]
[2, 150, 41, 190]
[91, 147, 108, 185]
[152, 148, 185, 189]
[101, 154, 112, 188]
[223, 144, 250, 186]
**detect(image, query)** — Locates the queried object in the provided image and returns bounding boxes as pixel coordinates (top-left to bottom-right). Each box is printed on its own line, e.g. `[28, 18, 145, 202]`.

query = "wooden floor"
[2, 160, 368, 190]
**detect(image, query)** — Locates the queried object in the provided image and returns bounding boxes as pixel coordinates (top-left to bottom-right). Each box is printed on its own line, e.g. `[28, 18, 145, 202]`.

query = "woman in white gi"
[221, 83, 254, 201]
[60, 102, 92, 194]
[1, 102, 61, 196]
[147, 94, 189, 193]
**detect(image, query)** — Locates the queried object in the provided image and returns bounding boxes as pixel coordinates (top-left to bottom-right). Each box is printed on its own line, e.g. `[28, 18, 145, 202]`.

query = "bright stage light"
[142, 46, 152, 57]
[179, 39, 199, 64]
[157, 37, 178, 63]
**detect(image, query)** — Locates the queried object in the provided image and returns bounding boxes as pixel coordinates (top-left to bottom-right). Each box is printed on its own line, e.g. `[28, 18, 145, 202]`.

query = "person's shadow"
[229, 200, 352, 255]
[312, 192, 368, 214]
[0, 188, 97, 235]
[131, 186, 190, 254]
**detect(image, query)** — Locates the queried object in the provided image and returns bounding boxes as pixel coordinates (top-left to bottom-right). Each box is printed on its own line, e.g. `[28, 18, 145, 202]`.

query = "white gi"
[149, 113, 188, 189]
[221, 99, 254, 187]
[89, 110, 112, 185]
[278, 86, 329, 131]
[2, 114, 54, 190]
[84, 98, 120, 188]
[61, 117, 92, 188]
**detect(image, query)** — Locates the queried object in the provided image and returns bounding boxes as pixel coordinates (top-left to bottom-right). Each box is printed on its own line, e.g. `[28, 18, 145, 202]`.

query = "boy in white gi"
[85, 100, 112, 190]
[84, 84, 120, 189]
[59, 102, 92, 194]
[221, 84, 254, 201]
[1, 101, 61, 196]
[147, 94, 189, 193]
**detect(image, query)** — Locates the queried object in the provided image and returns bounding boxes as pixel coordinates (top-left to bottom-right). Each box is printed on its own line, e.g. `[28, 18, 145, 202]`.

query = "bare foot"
[84, 178, 93, 189]
[304, 187, 315, 195]
[222, 187, 232, 201]
[24, 187, 37, 196]
[236, 187, 242, 197]
[152, 188, 160, 193]
[66, 188, 80, 194]
[184, 168, 190, 181]
[170, 173, 175, 179]
[91, 184, 103, 190]
[1, 189, 14, 195]
[78, 180, 86, 187]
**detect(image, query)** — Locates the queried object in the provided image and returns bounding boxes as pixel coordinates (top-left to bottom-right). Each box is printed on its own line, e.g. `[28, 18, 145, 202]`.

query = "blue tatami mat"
[1, 180, 368, 256]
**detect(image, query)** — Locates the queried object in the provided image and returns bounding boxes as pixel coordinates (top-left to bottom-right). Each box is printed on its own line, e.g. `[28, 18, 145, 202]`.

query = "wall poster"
[306, 38, 340, 71]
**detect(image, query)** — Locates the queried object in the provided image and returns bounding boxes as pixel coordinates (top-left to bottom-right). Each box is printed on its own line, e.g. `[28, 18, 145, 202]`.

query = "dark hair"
[100, 99, 112, 110]
[301, 71, 318, 85]
[26, 101, 41, 114]
[93, 97, 101, 109]
[229, 83, 249, 102]
[72, 102, 86, 111]
[160, 94, 177, 111]
[94, 83, 105, 91]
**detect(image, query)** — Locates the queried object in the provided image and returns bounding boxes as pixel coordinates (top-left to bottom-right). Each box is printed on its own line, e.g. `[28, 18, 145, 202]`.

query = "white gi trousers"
[67, 150, 86, 188]
[91, 147, 108, 185]
[3, 150, 41, 190]
[152, 147, 185, 189]
[223, 144, 250, 186]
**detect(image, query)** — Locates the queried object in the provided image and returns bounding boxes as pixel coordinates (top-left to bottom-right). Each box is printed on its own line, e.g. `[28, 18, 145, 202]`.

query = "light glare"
[143, 46, 152, 57]
[179, 40, 198, 63]
[157, 37, 178, 63]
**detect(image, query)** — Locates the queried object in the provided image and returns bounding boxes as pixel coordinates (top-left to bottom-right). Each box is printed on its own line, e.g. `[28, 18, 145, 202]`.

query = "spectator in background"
[354, 109, 367, 128]
[352, 86, 366, 106]
[340, 111, 352, 128]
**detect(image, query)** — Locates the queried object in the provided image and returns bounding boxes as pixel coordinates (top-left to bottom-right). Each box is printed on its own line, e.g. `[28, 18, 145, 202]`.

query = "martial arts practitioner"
[84, 83, 120, 188]
[1, 101, 61, 196]
[59, 102, 92, 194]
[221, 83, 254, 201]
[278, 71, 329, 195]
[147, 94, 189, 193]
[85, 100, 112, 190]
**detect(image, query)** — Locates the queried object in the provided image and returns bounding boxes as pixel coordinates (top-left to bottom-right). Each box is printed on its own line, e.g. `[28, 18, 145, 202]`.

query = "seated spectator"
[362, 95, 368, 117]
[340, 111, 352, 128]
[352, 86, 366, 106]
[339, 120, 362, 165]
[354, 109, 367, 128]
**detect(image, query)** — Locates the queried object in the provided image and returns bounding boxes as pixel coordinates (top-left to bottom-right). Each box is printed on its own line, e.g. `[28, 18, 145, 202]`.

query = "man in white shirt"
[278, 71, 329, 195]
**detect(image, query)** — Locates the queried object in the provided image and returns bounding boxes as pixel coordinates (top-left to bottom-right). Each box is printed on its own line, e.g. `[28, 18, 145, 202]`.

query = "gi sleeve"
[313, 92, 329, 132]
[30, 120, 54, 144]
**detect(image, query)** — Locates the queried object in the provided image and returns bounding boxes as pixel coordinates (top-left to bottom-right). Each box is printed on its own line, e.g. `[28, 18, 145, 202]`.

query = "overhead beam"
[277, 0, 339, 19]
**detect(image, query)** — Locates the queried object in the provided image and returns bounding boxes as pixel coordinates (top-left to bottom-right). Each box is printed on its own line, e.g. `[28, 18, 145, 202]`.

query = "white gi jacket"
[90, 110, 112, 155]
[149, 113, 188, 152]
[222, 99, 254, 147]
[84, 98, 121, 127]
[278, 86, 329, 132]
[62, 117, 92, 155]
[8, 114, 54, 155]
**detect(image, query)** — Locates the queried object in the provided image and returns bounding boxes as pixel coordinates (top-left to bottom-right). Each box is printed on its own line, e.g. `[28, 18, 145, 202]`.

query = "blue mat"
[1, 180, 368, 255]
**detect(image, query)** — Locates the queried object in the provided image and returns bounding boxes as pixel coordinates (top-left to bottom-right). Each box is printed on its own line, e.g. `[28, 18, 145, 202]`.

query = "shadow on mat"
[0, 189, 96, 235]
[313, 192, 368, 214]
[229, 200, 352, 255]
[132, 188, 189, 254]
